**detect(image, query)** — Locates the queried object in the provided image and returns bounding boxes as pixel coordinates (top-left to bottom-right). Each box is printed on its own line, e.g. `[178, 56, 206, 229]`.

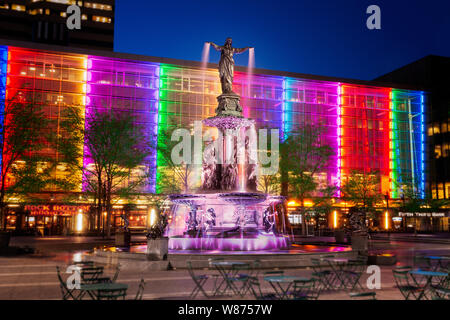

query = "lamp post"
[384, 192, 390, 239]
[401, 194, 406, 232]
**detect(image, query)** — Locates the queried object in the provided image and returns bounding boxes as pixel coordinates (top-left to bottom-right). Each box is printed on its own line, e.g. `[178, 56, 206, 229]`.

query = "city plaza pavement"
[0, 237, 449, 300]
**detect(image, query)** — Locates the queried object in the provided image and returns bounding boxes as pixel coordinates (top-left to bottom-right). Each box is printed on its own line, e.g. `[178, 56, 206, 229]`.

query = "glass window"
[435, 145, 442, 158]
[433, 123, 440, 134]
[443, 143, 449, 158]
[12, 4, 26, 11]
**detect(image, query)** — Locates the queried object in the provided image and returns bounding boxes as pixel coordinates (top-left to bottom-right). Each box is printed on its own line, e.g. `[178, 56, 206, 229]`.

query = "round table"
[264, 275, 311, 300]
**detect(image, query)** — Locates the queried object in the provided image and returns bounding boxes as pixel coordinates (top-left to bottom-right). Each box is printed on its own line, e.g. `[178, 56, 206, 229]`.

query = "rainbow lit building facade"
[0, 41, 427, 233]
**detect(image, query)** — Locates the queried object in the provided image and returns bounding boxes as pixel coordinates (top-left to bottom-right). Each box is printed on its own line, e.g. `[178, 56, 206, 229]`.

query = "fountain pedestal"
[216, 92, 243, 117]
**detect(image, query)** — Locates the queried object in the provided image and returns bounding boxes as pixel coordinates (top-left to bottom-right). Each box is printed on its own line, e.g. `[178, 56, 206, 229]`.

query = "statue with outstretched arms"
[208, 38, 252, 94]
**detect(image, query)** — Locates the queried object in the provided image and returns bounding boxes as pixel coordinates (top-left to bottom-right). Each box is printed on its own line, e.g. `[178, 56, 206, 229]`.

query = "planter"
[147, 237, 169, 260]
[0, 231, 10, 248]
[115, 231, 131, 247]
[351, 235, 368, 252]
[334, 230, 346, 243]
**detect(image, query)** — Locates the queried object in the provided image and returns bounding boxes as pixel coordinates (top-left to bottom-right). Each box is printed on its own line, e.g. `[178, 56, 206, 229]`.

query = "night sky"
[114, 0, 450, 81]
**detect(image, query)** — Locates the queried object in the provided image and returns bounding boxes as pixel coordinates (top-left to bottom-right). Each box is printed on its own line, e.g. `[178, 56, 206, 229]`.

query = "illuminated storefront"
[5, 202, 152, 235]
[398, 211, 450, 232]
[0, 41, 428, 234]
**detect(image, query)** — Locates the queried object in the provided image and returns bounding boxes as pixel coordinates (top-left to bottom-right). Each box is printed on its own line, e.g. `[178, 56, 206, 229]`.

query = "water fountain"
[165, 38, 289, 251]
[88, 39, 353, 269]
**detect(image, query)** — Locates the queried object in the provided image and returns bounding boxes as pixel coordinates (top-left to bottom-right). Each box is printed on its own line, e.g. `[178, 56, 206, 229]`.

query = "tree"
[340, 170, 383, 234]
[48, 106, 86, 194]
[341, 170, 382, 212]
[83, 110, 155, 237]
[257, 173, 281, 194]
[393, 177, 423, 213]
[257, 126, 281, 194]
[279, 123, 334, 234]
[156, 125, 199, 194]
[0, 95, 50, 230]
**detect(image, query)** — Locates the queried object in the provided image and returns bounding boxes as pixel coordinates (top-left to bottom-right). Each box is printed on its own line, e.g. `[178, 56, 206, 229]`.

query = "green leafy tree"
[393, 177, 423, 213]
[156, 125, 199, 194]
[341, 170, 383, 220]
[257, 126, 281, 194]
[49, 106, 86, 193]
[83, 110, 155, 237]
[257, 173, 281, 194]
[279, 123, 334, 234]
[0, 95, 50, 230]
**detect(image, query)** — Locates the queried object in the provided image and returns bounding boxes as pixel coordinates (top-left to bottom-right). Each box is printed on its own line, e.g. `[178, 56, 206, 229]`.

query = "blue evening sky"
[114, 0, 450, 80]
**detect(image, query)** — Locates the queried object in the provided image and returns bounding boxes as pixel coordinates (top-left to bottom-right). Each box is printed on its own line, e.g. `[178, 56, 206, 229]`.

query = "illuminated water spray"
[164, 39, 288, 251]
[201, 42, 210, 70]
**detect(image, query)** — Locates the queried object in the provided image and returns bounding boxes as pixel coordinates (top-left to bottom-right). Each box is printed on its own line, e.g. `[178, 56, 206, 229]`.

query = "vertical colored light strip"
[333, 210, 337, 228]
[151, 65, 161, 194]
[389, 89, 395, 199]
[337, 83, 342, 196]
[0, 46, 7, 174]
[78, 56, 88, 192]
[420, 93, 425, 199]
[281, 78, 287, 140]
[83, 57, 160, 193]
[155, 64, 169, 193]
[82, 56, 93, 192]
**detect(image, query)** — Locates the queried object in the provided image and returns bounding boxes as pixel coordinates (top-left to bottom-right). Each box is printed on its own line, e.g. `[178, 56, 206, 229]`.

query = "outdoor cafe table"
[408, 269, 449, 300]
[80, 283, 128, 300]
[324, 258, 350, 289]
[263, 275, 311, 300]
[211, 261, 250, 296]
[424, 256, 450, 271]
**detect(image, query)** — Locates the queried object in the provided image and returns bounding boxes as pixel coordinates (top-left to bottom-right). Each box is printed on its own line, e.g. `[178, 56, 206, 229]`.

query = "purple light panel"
[83, 56, 160, 192]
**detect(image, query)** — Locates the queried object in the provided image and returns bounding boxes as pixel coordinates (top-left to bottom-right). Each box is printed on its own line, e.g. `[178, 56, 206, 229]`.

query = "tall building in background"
[0, 41, 434, 234]
[0, 0, 114, 51]
[376, 55, 450, 200]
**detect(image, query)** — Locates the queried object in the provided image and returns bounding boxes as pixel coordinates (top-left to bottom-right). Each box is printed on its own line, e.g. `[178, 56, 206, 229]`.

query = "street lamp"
[384, 192, 390, 237]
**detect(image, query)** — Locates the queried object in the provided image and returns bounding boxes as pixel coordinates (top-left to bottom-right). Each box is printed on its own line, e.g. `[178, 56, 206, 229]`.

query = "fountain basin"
[169, 234, 289, 251]
[165, 192, 287, 251]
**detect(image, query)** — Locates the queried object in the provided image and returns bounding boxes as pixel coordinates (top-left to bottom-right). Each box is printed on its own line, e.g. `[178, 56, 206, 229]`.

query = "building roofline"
[0, 38, 427, 91]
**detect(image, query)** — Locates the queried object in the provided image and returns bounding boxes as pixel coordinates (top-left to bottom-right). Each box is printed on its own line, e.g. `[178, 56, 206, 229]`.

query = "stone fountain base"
[87, 245, 355, 270]
[167, 192, 288, 251]
[216, 92, 243, 117]
[169, 234, 289, 251]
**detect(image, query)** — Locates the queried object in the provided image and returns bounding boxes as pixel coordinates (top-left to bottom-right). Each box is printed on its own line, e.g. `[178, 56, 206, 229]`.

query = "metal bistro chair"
[413, 254, 430, 270]
[96, 287, 127, 300]
[248, 276, 278, 300]
[187, 261, 209, 299]
[263, 270, 284, 277]
[208, 258, 224, 295]
[227, 263, 251, 297]
[96, 264, 121, 283]
[290, 278, 321, 300]
[56, 266, 81, 300]
[311, 258, 335, 291]
[133, 279, 146, 300]
[240, 260, 262, 296]
[341, 258, 366, 290]
[392, 269, 424, 300]
[73, 261, 94, 267]
[81, 266, 104, 284]
[432, 286, 450, 300]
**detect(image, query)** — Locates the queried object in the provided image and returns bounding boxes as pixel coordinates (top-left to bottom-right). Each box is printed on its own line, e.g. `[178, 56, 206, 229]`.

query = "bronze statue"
[208, 38, 252, 94]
